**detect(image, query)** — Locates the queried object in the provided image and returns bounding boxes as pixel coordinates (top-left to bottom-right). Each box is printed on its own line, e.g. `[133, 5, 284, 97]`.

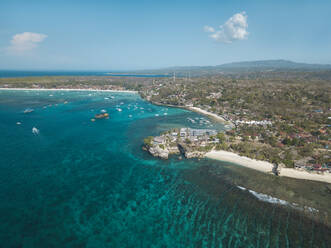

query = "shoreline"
[148, 100, 232, 125]
[205, 150, 331, 184]
[0, 87, 138, 93]
[186, 106, 233, 126]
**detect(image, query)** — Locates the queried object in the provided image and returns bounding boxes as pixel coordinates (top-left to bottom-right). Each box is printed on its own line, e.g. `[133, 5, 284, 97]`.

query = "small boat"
[24, 108, 34, 114]
[117, 108, 122, 112]
[94, 113, 109, 119]
[16, 122, 21, 125]
[32, 127, 39, 135]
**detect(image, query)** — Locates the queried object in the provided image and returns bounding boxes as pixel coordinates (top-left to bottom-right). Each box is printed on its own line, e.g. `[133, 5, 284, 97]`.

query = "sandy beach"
[279, 168, 331, 184]
[187, 106, 234, 125]
[0, 88, 138, 93]
[206, 150, 274, 173]
[205, 150, 331, 184]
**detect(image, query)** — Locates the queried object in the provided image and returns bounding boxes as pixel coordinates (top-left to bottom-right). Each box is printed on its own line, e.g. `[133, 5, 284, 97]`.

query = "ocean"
[0, 90, 330, 247]
[0, 70, 170, 78]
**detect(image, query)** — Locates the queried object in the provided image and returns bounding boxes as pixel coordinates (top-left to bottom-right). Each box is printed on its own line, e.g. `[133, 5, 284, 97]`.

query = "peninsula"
[143, 127, 331, 184]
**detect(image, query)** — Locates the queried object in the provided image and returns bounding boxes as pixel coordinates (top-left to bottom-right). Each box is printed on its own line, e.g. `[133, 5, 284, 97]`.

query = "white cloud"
[204, 12, 248, 43]
[8, 32, 47, 53]
[203, 25, 215, 33]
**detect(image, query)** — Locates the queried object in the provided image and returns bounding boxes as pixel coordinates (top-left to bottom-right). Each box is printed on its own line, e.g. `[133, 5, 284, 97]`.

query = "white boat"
[32, 127, 39, 135]
[24, 108, 34, 114]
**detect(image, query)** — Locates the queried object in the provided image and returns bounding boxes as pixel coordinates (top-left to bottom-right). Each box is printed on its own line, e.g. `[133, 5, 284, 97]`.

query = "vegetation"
[140, 73, 330, 170]
[143, 136, 153, 147]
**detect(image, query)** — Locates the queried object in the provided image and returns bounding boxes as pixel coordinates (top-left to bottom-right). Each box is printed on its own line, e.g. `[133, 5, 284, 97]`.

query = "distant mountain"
[140, 60, 331, 77]
[215, 60, 331, 70]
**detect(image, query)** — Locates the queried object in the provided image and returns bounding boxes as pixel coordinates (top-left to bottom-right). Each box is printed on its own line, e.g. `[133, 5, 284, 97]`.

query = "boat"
[24, 108, 34, 114]
[32, 127, 39, 135]
[94, 113, 109, 119]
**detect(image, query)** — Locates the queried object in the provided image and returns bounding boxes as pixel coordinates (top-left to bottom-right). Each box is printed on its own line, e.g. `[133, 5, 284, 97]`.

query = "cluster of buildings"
[179, 128, 217, 138]
[235, 120, 273, 126]
[152, 128, 219, 147]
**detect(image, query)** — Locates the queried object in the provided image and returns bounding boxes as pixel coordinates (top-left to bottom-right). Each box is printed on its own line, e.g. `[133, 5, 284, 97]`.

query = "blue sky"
[0, 0, 330, 70]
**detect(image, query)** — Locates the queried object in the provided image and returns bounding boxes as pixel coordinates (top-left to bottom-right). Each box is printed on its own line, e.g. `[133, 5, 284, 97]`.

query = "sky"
[0, 0, 331, 70]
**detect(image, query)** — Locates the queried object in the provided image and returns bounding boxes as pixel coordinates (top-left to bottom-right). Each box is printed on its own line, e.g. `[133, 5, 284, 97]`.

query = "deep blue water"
[0, 70, 170, 78]
[0, 90, 330, 247]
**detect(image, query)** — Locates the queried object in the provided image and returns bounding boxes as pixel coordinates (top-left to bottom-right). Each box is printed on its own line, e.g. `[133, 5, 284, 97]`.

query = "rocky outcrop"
[144, 141, 209, 160]
[184, 150, 206, 159]
[178, 143, 206, 159]
[143, 128, 215, 160]
[144, 143, 180, 159]
[147, 146, 169, 159]
[168, 146, 180, 154]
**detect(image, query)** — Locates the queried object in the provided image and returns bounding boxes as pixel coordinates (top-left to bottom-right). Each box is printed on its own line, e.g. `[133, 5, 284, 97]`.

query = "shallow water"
[0, 90, 330, 247]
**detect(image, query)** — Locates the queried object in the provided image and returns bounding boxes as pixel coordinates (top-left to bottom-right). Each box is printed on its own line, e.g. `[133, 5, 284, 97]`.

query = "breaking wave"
[237, 186, 319, 213]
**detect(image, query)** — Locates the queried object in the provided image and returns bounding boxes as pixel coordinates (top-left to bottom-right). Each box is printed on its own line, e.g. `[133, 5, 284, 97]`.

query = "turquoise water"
[0, 70, 170, 78]
[0, 90, 330, 247]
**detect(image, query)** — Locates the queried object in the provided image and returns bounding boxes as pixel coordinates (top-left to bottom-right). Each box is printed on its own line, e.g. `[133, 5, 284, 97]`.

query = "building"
[153, 136, 165, 145]
[180, 128, 217, 138]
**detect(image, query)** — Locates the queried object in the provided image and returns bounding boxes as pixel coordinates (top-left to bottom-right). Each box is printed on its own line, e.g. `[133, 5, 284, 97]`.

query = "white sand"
[279, 168, 331, 184]
[205, 150, 331, 184]
[0, 88, 137, 93]
[187, 106, 234, 125]
[205, 150, 274, 173]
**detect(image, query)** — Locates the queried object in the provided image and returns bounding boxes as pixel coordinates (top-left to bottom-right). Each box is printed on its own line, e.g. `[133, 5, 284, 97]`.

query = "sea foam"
[237, 185, 319, 213]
